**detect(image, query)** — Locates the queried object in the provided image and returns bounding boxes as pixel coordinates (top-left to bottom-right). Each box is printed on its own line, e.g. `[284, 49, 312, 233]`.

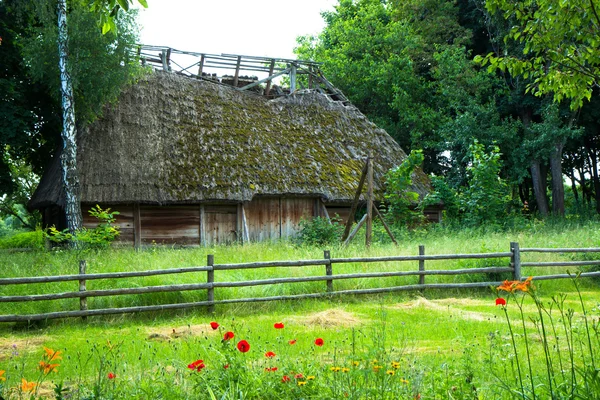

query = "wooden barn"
[29, 71, 436, 247]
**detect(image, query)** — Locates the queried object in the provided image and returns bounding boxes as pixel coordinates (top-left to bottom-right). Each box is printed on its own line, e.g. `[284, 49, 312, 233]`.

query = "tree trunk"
[549, 141, 565, 216]
[570, 168, 579, 204]
[586, 141, 600, 213]
[57, 0, 82, 234]
[531, 161, 549, 216]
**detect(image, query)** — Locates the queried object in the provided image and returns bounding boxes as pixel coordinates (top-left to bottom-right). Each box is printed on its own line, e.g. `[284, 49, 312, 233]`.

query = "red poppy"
[223, 364, 230, 369]
[274, 322, 284, 329]
[289, 339, 297, 345]
[187, 359, 205, 371]
[314, 338, 324, 346]
[265, 367, 278, 372]
[223, 331, 234, 341]
[107, 372, 116, 380]
[265, 351, 276, 358]
[294, 373, 304, 379]
[210, 321, 219, 330]
[495, 297, 506, 306]
[237, 340, 250, 353]
[282, 375, 291, 382]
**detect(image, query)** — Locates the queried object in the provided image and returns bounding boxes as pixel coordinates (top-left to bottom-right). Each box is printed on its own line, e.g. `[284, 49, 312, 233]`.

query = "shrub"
[0, 230, 45, 249]
[296, 216, 343, 247]
[46, 205, 120, 250]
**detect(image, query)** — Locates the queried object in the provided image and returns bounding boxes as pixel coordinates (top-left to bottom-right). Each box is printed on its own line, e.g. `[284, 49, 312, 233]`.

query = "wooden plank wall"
[82, 197, 336, 246]
[140, 205, 199, 245]
[204, 205, 237, 245]
[82, 204, 134, 243]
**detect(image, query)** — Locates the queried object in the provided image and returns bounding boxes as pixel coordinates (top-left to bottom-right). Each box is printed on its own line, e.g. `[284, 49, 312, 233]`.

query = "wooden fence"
[1, 243, 600, 323]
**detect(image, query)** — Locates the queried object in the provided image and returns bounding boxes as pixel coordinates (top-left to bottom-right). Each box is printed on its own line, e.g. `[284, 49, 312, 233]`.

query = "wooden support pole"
[373, 206, 397, 246]
[290, 63, 297, 93]
[324, 250, 333, 293]
[419, 245, 425, 286]
[207, 255, 215, 313]
[133, 203, 141, 250]
[79, 260, 87, 321]
[166, 48, 171, 71]
[511, 242, 521, 281]
[160, 49, 168, 71]
[241, 204, 250, 243]
[366, 152, 374, 248]
[198, 54, 205, 77]
[321, 200, 331, 224]
[233, 56, 241, 87]
[200, 205, 206, 246]
[341, 161, 369, 241]
[265, 59, 275, 96]
[344, 214, 367, 246]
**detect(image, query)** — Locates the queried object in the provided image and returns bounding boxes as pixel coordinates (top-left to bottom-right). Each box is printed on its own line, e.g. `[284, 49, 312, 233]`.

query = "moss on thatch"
[30, 71, 430, 208]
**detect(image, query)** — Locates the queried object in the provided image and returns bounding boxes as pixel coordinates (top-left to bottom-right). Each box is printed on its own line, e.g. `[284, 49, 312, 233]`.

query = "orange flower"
[0, 370, 5, 381]
[38, 361, 60, 374]
[288, 339, 297, 345]
[497, 277, 534, 293]
[265, 351, 276, 358]
[21, 378, 36, 392]
[43, 347, 62, 361]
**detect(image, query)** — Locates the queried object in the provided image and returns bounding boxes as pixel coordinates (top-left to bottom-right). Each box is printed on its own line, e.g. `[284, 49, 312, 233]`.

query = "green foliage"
[46, 205, 120, 249]
[0, 230, 44, 249]
[20, 0, 144, 125]
[478, 0, 600, 109]
[384, 150, 425, 226]
[296, 216, 343, 247]
[89, 0, 148, 35]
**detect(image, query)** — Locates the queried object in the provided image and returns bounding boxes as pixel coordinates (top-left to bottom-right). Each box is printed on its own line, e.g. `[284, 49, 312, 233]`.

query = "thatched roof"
[30, 71, 430, 208]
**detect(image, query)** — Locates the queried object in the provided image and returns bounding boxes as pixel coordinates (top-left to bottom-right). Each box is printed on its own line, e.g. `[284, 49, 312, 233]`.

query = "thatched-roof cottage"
[30, 71, 437, 246]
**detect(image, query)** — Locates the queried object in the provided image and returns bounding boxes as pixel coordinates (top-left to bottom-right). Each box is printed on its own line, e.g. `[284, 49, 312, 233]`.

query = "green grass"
[0, 223, 599, 398]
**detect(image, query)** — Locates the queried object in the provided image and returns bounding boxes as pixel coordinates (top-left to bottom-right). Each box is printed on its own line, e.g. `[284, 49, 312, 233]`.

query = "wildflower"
[298, 381, 307, 386]
[265, 351, 276, 358]
[21, 378, 36, 392]
[237, 340, 250, 353]
[224, 364, 230, 369]
[43, 347, 62, 361]
[282, 375, 291, 383]
[497, 277, 533, 293]
[288, 339, 297, 345]
[400, 378, 409, 384]
[108, 372, 116, 379]
[342, 368, 350, 373]
[330, 366, 341, 372]
[295, 373, 304, 379]
[187, 359, 205, 371]
[314, 338, 324, 346]
[265, 367, 278, 372]
[223, 331, 234, 341]
[373, 365, 383, 372]
[386, 370, 395, 376]
[391, 361, 400, 369]
[38, 361, 60, 374]
[495, 297, 507, 306]
[210, 321, 219, 330]
[353, 361, 360, 367]
[274, 322, 284, 329]
[307, 375, 315, 380]
[0, 370, 5, 381]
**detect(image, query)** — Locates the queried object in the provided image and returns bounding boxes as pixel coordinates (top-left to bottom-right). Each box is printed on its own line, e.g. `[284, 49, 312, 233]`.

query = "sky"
[137, 0, 338, 60]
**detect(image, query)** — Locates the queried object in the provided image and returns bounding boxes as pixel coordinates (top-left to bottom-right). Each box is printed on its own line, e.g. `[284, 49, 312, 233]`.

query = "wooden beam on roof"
[343, 213, 367, 246]
[341, 160, 368, 241]
[237, 67, 291, 92]
[265, 60, 275, 96]
[233, 55, 242, 87]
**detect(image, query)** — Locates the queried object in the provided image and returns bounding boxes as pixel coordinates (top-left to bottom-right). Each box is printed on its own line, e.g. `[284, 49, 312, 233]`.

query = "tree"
[478, 0, 600, 109]
[17, 0, 144, 235]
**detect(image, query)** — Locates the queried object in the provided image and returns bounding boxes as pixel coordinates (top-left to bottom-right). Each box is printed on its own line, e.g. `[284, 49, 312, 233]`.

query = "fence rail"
[1, 242, 599, 323]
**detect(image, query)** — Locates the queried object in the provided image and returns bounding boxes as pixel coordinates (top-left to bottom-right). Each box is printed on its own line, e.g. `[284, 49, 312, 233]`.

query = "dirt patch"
[292, 309, 364, 328]
[145, 323, 218, 341]
[391, 297, 493, 322]
[0, 336, 50, 361]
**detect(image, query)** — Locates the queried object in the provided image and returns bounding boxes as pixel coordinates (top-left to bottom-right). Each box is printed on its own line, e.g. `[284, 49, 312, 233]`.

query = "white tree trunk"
[57, 0, 82, 233]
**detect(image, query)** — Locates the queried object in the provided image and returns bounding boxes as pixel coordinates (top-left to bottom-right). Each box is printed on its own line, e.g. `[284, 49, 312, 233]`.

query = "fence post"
[419, 245, 425, 287]
[510, 242, 521, 281]
[207, 255, 215, 313]
[79, 260, 87, 321]
[324, 250, 333, 293]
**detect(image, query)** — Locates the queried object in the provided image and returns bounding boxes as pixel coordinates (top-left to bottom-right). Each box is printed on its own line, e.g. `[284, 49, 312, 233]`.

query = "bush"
[296, 216, 343, 247]
[0, 230, 45, 249]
